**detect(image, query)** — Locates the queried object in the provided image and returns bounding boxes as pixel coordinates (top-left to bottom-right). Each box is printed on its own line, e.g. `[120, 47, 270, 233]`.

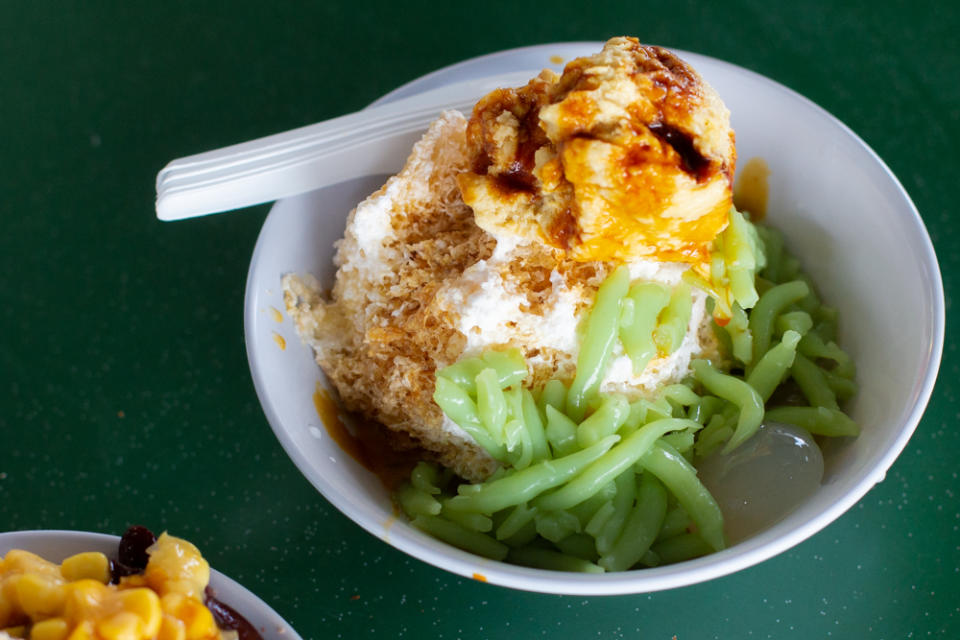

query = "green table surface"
[2, 1, 957, 638]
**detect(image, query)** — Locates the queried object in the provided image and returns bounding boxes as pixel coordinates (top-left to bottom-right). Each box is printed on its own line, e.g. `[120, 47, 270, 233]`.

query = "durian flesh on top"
[457, 36, 736, 275]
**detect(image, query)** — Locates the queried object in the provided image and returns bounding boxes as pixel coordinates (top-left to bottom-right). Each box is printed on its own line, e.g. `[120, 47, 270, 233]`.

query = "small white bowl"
[0, 530, 302, 640]
[244, 43, 944, 595]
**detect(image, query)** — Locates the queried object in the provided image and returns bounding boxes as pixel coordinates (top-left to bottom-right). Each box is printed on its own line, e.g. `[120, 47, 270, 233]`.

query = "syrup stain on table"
[312, 384, 417, 489]
[734, 156, 770, 219]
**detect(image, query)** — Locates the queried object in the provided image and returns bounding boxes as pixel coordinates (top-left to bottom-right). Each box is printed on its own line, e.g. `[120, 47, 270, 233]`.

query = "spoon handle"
[155, 70, 538, 221]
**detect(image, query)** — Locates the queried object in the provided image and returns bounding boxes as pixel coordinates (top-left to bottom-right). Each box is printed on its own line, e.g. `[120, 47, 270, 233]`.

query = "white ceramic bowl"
[0, 530, 302, 640]
[244, 43, 944, 595]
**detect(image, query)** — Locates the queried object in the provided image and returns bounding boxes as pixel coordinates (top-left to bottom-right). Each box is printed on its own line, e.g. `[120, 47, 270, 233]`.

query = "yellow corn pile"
[0, 534, 228, 640]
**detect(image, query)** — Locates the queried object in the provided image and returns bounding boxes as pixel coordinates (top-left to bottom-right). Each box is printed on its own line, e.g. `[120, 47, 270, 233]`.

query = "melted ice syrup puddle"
[697, 421, 824, 544]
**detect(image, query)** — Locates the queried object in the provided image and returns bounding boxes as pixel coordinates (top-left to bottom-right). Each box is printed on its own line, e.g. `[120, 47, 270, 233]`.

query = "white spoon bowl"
[244, 42, 943, 594]
[0, 530, 302, 640]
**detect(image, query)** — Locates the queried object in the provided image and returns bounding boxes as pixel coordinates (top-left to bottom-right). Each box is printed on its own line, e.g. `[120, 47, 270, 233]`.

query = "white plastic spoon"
[155, 69, 539, 221]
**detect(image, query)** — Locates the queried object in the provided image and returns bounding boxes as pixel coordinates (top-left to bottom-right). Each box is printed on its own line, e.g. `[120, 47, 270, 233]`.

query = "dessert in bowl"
[0, 527, 301, 640]
[245, 39, 943, 594]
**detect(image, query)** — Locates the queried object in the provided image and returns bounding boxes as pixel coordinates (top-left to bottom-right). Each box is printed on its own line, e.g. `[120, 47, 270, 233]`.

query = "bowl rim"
[244, 41, 945, 595]
[0, 529, 303, 639]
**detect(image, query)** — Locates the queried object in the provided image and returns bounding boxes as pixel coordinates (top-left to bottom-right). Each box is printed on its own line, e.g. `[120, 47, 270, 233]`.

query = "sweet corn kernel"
[62, 579, 110, 624]
[0, 597, 17, 629]
[117, 575, 146, 590]
[95, 611, 143, 640]
[2, 552, 61, 577]
[59, 554, 109, 585]
[117, 588, 161, 638]
[29, 617, 68, 640]
[156, 614, 186, 640]
[160, 594, 217, 640]
[14, 574, 66, 620]
[183, 606, 217, 640]
[64, 620, 93, 640]
[3, 550, 64, 627]
[158, 592, 185, 613]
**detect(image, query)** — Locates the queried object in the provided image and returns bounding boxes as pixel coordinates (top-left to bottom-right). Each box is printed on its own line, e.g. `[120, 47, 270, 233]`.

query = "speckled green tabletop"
[2, 1, 957, 637]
